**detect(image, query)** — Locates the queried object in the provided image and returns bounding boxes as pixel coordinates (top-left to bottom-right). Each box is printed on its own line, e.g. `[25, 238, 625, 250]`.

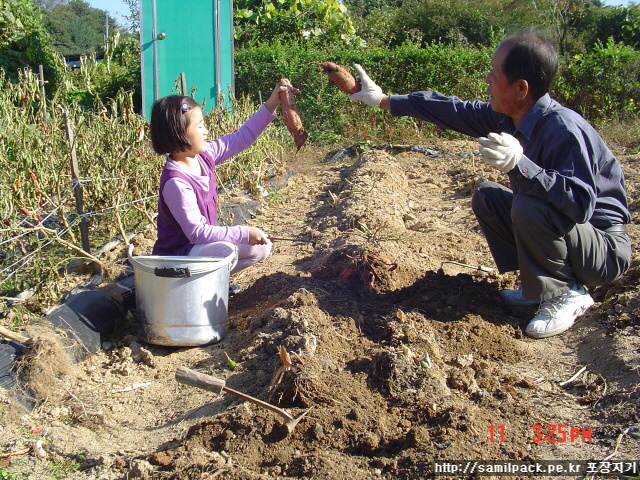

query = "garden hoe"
[175, 366, 311, 435]
[268, 236, 316, 246]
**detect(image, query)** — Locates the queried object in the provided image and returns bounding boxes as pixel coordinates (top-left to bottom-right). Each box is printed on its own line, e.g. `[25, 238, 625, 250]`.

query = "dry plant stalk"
[270, 345, 294, 388]
[0, 325, 31, 345]
[317, 62, 362, 94]
[15, 325, 81, 403]
[14, 224, 103, 267]
[269, 345, 305, 402]
[279, 78, 307, 151]
[0, 446, 32, 458]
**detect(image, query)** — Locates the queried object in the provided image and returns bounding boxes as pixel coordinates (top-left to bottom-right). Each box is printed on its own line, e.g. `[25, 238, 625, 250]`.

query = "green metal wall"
[140, 0, 235, 119]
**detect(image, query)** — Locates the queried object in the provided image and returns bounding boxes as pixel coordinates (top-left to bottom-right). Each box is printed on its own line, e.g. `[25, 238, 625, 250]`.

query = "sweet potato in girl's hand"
[317, 62, 362, 95]
[279, 78, 307, 151]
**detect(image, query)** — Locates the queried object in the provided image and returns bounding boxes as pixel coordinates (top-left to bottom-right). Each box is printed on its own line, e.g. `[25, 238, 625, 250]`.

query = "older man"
[349, 27, 631, 338]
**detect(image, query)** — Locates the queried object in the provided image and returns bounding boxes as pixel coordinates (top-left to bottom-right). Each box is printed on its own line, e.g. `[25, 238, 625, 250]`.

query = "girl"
[150, 81, 288, 283]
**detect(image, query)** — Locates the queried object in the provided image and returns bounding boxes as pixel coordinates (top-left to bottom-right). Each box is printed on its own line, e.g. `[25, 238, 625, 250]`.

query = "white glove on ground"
[477, 132, 523, 173]
[349, 64, 384, 107]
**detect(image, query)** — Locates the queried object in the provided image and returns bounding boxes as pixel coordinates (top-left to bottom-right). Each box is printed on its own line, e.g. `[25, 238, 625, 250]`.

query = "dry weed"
[14, 324, 83, 404]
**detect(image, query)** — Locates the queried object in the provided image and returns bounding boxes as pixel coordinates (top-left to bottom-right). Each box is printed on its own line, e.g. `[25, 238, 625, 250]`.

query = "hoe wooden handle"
[175, 366, 295, 422]
[175, 366, 225, 395]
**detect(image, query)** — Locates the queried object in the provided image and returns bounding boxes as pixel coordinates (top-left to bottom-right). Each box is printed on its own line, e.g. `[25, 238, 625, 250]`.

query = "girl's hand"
[264, 79, 296, 113]
[247, 226, 270, 245]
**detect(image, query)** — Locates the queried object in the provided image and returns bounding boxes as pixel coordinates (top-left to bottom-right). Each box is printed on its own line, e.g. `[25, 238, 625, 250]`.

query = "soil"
[1, 139, 639, 479]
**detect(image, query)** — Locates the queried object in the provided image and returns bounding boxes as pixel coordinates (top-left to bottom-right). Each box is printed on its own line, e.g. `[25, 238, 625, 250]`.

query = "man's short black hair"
[150, 95, 201, 155]
[500, 27, 558, 100]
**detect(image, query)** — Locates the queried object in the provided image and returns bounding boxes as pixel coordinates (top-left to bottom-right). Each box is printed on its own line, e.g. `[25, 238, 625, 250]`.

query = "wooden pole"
[0, 325, 31, 346]
[38, 65, 47, 126]
[181, 72, 187, 96]
[59, 106, 91, 253]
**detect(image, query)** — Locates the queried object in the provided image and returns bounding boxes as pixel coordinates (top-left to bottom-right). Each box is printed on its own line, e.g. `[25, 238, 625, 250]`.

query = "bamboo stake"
[58, 105, 91, 253]
[114, 180, 130, 246]
[180, 72, 187, 96]
[38, 65, 47, 126]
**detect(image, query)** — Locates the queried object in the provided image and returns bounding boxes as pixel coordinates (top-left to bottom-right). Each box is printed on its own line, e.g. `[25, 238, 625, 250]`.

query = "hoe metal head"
[283, 407, 312, 435]
[175, 366, 312, 437]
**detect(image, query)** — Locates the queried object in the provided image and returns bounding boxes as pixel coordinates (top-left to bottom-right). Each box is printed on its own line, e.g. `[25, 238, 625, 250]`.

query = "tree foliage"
[342, 0, 640, 55]
[234, 0, 360, 46]
[553, 37, 640, 118]
[121, 0, 140, 33]
[588, 4, 640, 49]
[389, 0, 497, 47]
[0, 0, 64, 92]
[40, 0, 120, 55]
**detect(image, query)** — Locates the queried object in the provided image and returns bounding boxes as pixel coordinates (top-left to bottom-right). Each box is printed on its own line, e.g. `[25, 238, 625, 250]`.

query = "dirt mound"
[1, 144, 638, 479]
[126, 148, 639, 479]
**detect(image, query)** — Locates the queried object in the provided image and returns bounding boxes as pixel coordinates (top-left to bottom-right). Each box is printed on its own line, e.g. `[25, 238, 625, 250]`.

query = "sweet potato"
[317, 62, 361, 95]
[279, 78, 307, 152]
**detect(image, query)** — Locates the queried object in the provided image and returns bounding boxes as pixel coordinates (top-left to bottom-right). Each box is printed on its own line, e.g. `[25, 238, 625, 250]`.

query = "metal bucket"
[127, 245, 236, 346]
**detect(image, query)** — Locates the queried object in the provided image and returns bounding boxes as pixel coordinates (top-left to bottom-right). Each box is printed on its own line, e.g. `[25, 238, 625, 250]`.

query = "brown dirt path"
[1, 140, 639, 479]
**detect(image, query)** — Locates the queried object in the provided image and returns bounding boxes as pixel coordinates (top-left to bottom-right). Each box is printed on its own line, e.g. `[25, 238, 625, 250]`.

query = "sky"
[85, 0, 131, 28]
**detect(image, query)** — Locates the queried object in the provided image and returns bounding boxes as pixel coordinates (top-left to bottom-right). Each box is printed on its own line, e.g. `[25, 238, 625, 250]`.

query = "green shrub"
[235, 42, 492, 141]
[0, 469, 18, 480]
[389, 0, 496, 47]
[0, 1, 65, 96]
[554, 38, 640, 120]
[63, 31, 142, 112]
[237, 38, 640, 140]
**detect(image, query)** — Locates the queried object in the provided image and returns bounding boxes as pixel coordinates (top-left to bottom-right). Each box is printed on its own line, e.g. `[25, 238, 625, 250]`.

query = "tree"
[591, 4, 640, 49]
[389, 0, 497, 47]
[122, 0, 140, 33]
[40, 0, 120, 55]
[234, 0, 361, 46]
[0, 0, 64, 93]
[540, 0, 593, 55]
[341, 0, 401, 48]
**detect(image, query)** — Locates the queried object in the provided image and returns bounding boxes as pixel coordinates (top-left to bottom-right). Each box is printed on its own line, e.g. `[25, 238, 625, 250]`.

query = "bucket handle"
[128, 244, 236, 276]
[154, 266, 191, 278]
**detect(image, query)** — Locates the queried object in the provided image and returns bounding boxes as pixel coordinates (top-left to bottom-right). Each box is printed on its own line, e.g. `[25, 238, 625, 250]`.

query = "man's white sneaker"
[525, 286, 594, 339]
[500, 286, 538, 307]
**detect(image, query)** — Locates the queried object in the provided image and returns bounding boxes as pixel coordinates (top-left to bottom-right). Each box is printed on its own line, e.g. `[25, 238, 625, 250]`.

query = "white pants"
[189, 240, 272, 275]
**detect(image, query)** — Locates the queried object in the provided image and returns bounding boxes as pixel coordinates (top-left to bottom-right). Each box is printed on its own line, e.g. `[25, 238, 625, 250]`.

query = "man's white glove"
[349, 64, 384, 107]
[477, 132, 523, 173]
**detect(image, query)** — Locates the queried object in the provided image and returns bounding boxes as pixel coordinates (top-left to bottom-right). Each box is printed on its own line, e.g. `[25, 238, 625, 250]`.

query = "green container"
[140, 0, 234, 119]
